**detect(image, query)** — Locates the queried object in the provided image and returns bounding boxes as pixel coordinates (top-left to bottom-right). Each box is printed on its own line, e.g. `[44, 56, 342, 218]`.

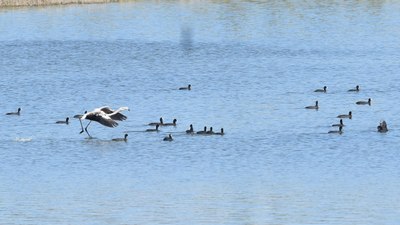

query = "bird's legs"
[79, 119, 84, 134]
[79, 119, 92, 138]
[84, 121, 92, 138]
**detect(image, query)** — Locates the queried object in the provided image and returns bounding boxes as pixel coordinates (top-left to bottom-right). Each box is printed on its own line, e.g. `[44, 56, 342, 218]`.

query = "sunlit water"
[1, 1, 400, 224]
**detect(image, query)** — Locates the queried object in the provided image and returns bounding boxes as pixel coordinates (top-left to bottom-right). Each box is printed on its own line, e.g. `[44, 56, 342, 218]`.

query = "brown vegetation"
[0, 0, 121, 7]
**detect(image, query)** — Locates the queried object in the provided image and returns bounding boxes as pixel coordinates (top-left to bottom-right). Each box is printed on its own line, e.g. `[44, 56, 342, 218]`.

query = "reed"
[0, 0, 121, 7]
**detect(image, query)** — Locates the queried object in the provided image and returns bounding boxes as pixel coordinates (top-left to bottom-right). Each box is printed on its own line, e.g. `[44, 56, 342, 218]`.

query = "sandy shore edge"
[0, 0, 123, 7]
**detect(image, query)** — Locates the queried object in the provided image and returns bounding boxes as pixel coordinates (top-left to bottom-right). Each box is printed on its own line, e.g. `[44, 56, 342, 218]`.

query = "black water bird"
[332, 119, 344, 127]
[149, 117, 163, 126]
[314, 86, 327, 93]
[163, 119, 177, 126]
[56, 117, 69, 124]
[179, 84, 191, 90]
[206, 127, 214, 135]
[348, 85, 360, 92]
[6, 108, 21, 115]
[146, 124, 160, 132]
[328, 126, 343, 134]
[214, 128, 224, 135]
[196, 126, 207, 135]
[163, 134, 173, 141]
[377, 121, 388, 133]
[112, 133, 128, 141]
[356, 98, 371, 105]
[337, 111, 352, 119]
[305, 101, 319, 110]
[186, 124, 194, 134]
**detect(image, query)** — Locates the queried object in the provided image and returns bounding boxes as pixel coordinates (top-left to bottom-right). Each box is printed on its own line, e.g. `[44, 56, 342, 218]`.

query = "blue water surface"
[0, 1, 400, 224]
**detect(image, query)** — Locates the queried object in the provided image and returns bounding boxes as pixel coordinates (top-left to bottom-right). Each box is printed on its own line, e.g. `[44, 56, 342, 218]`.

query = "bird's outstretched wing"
[108, 107, 129, 121]
[98, 106, 113, 114]
[109, 113, 127, 121]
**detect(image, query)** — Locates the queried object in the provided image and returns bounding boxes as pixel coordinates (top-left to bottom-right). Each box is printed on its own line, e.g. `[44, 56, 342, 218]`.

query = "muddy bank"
[0, 0, 122, 7]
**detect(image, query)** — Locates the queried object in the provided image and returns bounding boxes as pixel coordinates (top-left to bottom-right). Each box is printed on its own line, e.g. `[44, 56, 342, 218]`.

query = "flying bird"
[79, 106, 129, 137]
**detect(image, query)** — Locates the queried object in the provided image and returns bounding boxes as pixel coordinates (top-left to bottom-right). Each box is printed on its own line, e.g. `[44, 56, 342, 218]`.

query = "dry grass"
[0, 0, 121, 7]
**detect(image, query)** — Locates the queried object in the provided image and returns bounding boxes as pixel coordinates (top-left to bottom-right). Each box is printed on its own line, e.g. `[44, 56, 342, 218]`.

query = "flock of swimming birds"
[305, 85, 388, 134]
[5, 84, 225, 142]
[6, 84, 388, 140]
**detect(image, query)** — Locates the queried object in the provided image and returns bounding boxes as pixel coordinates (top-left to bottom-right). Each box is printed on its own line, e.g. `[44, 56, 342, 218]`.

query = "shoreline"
[0, 0, 123, 7]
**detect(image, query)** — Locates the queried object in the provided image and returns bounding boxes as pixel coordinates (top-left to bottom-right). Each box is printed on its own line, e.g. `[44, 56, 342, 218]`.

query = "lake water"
[1, 1, 400, 224]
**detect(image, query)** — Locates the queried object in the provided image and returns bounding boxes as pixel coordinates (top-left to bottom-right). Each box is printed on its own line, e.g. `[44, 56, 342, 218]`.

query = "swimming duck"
[163, 119, 177, 126]
[328, 126, 343, 134]
[348, 85, 360, 92]
[6, 108, 21, 115]
[356, 98, 371, 105]
[148, 117, 163, 126]
[163, 134, 173, 141]
[337, 111, 352, 119]
[146, 124, 160, 132]
[332, 119, 344, 127]
[196, 126, 207, 134]
[206, 127, 214, 135]
[56, 117, 69, 124]
[377, 120, 388, 133]
[179, 84, 191, 90]
[305, 101, 319, 110]
[112, 133, 128, 142]
[186, 124, 194, 134]
[214, 128, 224, 135]
[314, 86, 327, 93]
